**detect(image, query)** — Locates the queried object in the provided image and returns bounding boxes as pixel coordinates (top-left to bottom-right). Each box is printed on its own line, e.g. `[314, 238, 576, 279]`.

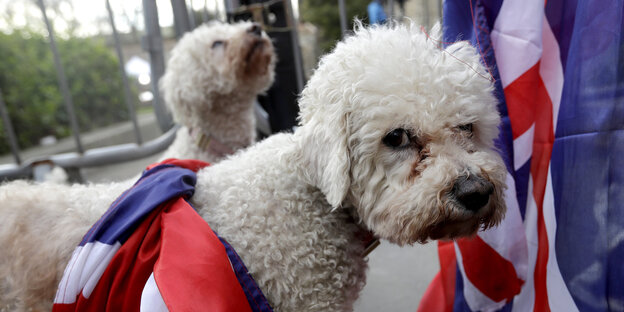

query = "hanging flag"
[419, 0, 624, 311]
[53, 159, 273, 312]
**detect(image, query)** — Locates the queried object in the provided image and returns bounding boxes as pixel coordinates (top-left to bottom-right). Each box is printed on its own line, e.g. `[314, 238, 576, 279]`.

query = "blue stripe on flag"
[442, 0, 474, 44]
[219, 237, 274, 312]
[442, 0, 501, 44]
[79, 164, 197, 245]
[452, 265, 472, 312]
[552, 133, 612, 312]
[514, 161, 531, 220]
[549, 0, 624, 310]
[545, 1, 578, 73]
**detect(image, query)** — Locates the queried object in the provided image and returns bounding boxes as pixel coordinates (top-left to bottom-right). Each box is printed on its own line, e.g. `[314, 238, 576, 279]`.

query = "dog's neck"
[291, 129, 380, 257]
[210, 91, 259, 115]
[344, 205, 380, 257]
[190, 93, 257, 153]
[187, 127, 235, 159]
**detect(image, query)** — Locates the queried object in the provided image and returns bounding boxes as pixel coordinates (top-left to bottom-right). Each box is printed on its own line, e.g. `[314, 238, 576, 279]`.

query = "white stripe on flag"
[491, 0, 544, 88]
[54, 247, 84, 304]
[141, 273, 169, 312]
[82, 241, 121, 298]
[544, 166, 579, 311]
[513, 123, 535, 171]
[54, 241, 121, 304]
[540, 15, 578, 311]
[478, 173, 529, 282]
[539, 17, 564, 132]
[455, 244, 507, 312]
[512, 179, 538, 312]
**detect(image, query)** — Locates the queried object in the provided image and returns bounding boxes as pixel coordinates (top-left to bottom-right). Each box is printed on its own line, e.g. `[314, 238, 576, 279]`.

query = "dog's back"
[0, 180, 129, 311]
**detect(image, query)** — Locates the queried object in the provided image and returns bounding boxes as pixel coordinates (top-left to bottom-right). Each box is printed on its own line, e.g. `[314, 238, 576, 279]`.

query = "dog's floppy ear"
[297, 104, 351, 209]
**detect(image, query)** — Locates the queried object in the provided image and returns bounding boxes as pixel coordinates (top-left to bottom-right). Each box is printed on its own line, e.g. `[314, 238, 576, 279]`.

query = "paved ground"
[354, 242, 438, 311]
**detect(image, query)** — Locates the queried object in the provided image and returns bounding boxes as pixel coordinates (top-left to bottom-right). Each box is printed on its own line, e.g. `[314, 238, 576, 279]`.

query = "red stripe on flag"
[529, 75, 554, 312]
[505, 60, 554, 312]
[534, 189, 551, 312]
[456, 236, 523, 302]
[417, 241, 457, 312]
[504, 64, 542, 139]
[147, 158, 211, 171]
[155, 198, 252, 312]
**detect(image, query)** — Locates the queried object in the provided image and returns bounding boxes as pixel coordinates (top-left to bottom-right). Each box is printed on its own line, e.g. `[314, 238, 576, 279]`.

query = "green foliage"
[300, 0, 370, 53]
[0, 29, 134, 154]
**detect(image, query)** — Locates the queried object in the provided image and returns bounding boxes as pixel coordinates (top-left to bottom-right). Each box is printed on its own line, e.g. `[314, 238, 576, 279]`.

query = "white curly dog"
[160, 21, 275, 162]
[0, 23, 507, 311]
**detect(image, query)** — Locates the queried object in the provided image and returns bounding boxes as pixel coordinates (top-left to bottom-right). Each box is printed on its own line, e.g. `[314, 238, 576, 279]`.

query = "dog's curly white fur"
[159, 21, 275, 161]
[0, 23, 506, 311]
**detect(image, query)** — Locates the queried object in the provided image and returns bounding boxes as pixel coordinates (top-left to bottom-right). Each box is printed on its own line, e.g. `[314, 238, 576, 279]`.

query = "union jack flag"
[419, 0, 624, 311]
[52, 159, 273, 312]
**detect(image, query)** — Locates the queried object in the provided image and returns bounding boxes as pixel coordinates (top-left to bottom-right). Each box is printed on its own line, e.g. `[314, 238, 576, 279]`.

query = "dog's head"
[160, 21, 276, 126]
[296, 23, 506, 245]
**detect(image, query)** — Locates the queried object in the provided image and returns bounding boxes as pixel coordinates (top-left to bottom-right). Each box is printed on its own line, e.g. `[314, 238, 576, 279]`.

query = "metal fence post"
[187, 0, 197, 28]
[37, 0, 84, 154]
[142, 0, 174, 132]
[0, 90, 21, 164]
[106, 0, 143, 145]
[439, 0, 444, 24]
[171, 0, 193, 38]
[422, 0, 430, 28]
[285, 0, 304, 93]
[202, 0, 210, 23]
[223, 0, 239, 17]
[338, 0, 347, 37]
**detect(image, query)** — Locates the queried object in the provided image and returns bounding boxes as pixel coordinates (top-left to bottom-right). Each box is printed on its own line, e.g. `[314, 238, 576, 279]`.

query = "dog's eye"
[383, 128, 410, 148]
[212, 40, 225, 48]
[458, 123, 473, 133]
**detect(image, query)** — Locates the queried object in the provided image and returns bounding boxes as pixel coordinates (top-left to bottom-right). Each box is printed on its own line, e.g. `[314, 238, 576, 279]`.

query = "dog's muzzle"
[247, 23, 262, 37]
[451, 174, 494, 213]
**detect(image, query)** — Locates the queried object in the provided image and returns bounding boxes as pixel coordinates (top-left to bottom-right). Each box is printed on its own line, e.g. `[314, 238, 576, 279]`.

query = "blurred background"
[0, 0, 442, 310]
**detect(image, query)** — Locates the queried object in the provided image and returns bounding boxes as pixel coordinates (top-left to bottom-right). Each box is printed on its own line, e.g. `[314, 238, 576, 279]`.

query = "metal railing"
[0, 0, 196, 181]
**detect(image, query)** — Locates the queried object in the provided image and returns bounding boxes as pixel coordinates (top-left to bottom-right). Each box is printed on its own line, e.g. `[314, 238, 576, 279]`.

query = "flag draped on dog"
[52, 159, 273, 312]
[419, 0, 624, 311]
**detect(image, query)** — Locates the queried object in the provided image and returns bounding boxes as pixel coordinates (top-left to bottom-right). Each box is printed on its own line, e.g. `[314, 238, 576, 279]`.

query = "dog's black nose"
[452, 174, 494, 212]
[248, 23, 262, 36]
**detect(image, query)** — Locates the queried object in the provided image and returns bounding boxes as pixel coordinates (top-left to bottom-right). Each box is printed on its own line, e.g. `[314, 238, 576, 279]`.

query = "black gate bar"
[0, 90, 21, 164]
[37, 0, 84, 153]
[106, 0, 143, 145]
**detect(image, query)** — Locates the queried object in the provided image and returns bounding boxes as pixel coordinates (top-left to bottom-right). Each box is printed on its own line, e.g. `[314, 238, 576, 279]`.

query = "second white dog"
[159, 21, 275, 162]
